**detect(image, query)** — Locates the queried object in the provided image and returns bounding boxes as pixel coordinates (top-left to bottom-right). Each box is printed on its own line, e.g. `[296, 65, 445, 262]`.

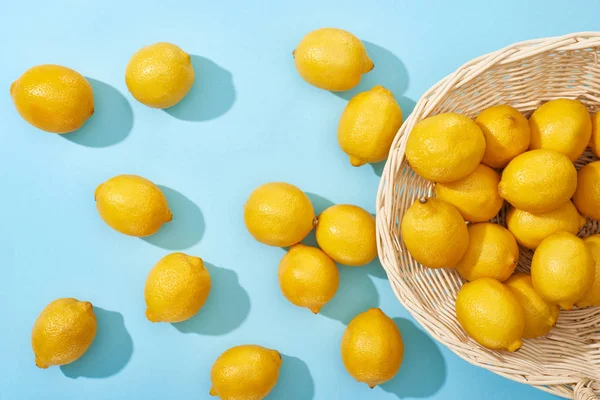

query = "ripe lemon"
[278, 244, 339, 313]
[341, 308, 403, 388]
[244, 182, 315, 247]
[576, 235, 600, 308]
[316, 204, 377, 266]
[455, 223, 518, 282]
[95, 174, 172, 237]
[529, 98, 592, 161]
[145, 252, 211, 323]
[455, 278, 524, 352]
[126, 42, 194, 108]
[506, 201, 586, 249]
[435, 164, 503, 222]
[400, 197, 468, 269]
[531, 231, 594, 310]
[338, 86, 402, 166]
[573, 161, 600, 220]
[405, 113, 486, 183]
[475, 104, 530, 168]
[498, 149, 577, 213]
[589, 112, 600, 157]
[293, 28, 373, 91]
[505, 273, 559, 339]
[210, 345, 281, 400]
[10, 64, 94, 134]
[31, 298, 97, 368]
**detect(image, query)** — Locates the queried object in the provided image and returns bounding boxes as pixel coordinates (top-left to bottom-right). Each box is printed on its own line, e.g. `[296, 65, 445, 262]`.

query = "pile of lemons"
[14, 28, 408, 398]
[401, 98, 600, 352]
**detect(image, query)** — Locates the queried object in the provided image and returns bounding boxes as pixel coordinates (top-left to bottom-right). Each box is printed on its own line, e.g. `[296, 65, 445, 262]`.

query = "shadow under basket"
[376, 32, 600, 400]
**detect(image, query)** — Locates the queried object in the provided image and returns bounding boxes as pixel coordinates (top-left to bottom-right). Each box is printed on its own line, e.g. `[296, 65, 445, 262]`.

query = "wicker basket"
[376, 32, 600, 400]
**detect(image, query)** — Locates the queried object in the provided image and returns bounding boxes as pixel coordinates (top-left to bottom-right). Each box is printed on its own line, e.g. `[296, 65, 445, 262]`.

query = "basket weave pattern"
[376, 32, 600, 400]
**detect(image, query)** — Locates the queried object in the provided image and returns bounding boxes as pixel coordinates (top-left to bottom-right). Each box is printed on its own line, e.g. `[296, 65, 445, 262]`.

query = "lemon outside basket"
[376, 32, 600, 400]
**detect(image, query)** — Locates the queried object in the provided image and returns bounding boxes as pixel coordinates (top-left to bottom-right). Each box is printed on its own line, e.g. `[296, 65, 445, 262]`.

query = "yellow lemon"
[338, 86, 402, 166]
[506, 201, 586, 249]
[31, 298, 97, 368]
[475, 104, 530, 168]
[531, 231, 594, 310]
[278, 244, 339, 313]
[577, 235, 600, 308]
[573, 161, 600, 220]
[244, 182, 315, 247]
[126, 42, 194, 108]
[315, 204, 376, 266]
[455, 278, 524, 352]
[505, 273, 559, 339]
[529, 98, 592, 161]
[434, 164, 503, 222]
[589, 112, 600, 157]
[10, 64, 94, 134]
[95, 174, 172, 237]
[455, 223, 518, 282]
[293, 28, 373, 91]
[405, 113, 486, 183]
[341, 308, 403, 388]
[400, 197, 468, 269]
[498, 149, 577, 213]
[210, 345, 281, 400]
[145, 253, 211, 323]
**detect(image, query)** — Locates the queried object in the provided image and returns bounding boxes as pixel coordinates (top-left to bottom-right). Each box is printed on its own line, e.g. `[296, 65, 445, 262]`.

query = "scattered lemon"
[573, 161, 600, 220]
[316, 204, 376, 266]
[10, 64, 94, 134]
[576, 235, 600, 308]
[278, 244, 339, 313]
[95, 174, 172, 237]
[475, 104, 530, 168]
[531, 231, 594, 310]
[400, 197, 468, 269]
[455, 277, 524, 352]
[126, 42, 194, 108]
[210, 345, 281, 400]
[31, 298, 97, 368]
[405, 113, 486, 183]
[589, 112, 600, 157]
[506, 201, 586, 249]
[293, 28, 373, 91]
[341, 308, 403, 388]
[145, 252, 211, 323]
[435, 164, 503, 222]
[338, 86, 402, 166]
[455, 223, 518, 282]
[498, 149, 577, 213]
[244, 182, 315, 247]
[505, 273, 559, 339]
[529, 98, 592, 161]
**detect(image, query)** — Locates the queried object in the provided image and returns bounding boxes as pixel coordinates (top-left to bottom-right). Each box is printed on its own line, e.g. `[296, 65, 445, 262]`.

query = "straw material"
[376, 32, 600, 399]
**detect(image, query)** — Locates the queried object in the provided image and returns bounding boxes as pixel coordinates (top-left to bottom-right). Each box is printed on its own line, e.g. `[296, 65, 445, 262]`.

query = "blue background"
[1, 1, 598, 399]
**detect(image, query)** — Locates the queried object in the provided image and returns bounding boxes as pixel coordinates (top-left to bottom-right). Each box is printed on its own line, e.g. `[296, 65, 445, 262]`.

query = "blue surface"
[1, 1, 598, 399]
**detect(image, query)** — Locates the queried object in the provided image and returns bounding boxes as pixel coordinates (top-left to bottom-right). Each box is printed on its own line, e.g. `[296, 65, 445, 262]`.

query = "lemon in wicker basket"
[531, 231, 595, 310]
[505, 273, 559, 339]
[456, 277, 524, 352]
[475, 104, 530, 168]
[576, 235, 600, 308]
[529, 98, 592, 161]
[435, 164, 503, 223]
[497, 149, 577, 213]
[400, 197, 468, 269]
[573, 161, 600, 221]
[405, 113, 486, 183]
[506, 201, 586, 250]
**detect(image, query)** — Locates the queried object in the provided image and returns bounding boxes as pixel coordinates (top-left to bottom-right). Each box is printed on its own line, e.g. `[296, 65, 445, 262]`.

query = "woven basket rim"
[376, 31, 600, 400]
